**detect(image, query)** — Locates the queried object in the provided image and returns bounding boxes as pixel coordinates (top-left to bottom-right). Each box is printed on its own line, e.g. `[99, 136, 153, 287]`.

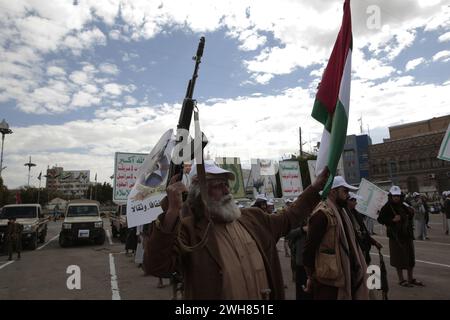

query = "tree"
[295, 154, 317, 189]
[0, 176, 9, 207]
[87, 182, 113, 204]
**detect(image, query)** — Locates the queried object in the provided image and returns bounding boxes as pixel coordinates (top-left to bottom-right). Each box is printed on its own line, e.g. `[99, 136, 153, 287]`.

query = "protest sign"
[356, 178, 388, 220]
[279, 160, 303, 198]
[126, 129, 175, 228]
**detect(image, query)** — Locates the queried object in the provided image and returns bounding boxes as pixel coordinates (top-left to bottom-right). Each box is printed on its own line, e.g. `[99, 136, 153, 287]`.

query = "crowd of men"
[3, 159, 450, 300]
[140, 159, 450, 300]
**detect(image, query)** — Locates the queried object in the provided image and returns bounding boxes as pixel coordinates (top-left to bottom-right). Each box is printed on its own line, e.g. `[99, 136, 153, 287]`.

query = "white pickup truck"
[59, 199, 105, 247]
[0, 204, 49, 250]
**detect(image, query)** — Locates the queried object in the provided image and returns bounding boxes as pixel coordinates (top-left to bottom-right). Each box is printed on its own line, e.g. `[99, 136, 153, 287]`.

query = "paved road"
[0, 213, 449, 300]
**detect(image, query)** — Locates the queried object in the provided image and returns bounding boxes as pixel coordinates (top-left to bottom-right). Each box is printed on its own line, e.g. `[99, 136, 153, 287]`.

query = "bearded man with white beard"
[144, 160, 328, 300]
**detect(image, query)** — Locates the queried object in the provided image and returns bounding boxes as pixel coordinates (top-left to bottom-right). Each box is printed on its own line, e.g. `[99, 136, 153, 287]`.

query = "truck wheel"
[119, 229, 127, 243]
[95, 230, 106, 245]
[39, 227, 47, 243]
[111, 225, 118, 238]
[59, 234, 69, 248]
[29, 232, 38, 250]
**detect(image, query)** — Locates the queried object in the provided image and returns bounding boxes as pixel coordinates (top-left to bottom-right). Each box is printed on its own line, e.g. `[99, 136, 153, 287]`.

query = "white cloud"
[438, 31, 450, 42]
[99, 63, 119, 75]
[47, 66, 66, 77]
[71, 91, 101, 107]
[432, 50, 450, 62]
[104, 83, 125, 95]
[122, 52, 139, 61]
[63, 27, 106, 54]
[405, 57, 426, 71]
[124, 95, 138, 105]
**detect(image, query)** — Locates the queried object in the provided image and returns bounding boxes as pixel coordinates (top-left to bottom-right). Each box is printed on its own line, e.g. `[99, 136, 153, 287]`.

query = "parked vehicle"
[110, 203, 128, 243]
[0, 204, 49, 250]
[59, 200, 105, 247]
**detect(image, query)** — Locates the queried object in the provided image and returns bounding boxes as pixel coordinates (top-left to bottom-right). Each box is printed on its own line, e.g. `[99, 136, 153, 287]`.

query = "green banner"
[216, 157, 246, 198]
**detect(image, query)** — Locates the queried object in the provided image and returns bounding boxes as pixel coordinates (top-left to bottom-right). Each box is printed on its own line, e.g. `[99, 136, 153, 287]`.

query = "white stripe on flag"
[315, 128, 330, 176]
[338, 48, 352, 117]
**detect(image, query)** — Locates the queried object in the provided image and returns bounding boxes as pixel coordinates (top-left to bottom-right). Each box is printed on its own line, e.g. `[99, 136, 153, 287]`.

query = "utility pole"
[358, 115, 363, 134]
[24, 156, 36, 187]
[299, 127, 303, 158]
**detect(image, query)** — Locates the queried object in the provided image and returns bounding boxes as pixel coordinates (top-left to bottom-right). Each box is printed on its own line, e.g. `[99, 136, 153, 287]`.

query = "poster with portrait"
[126, 129, 175, 228]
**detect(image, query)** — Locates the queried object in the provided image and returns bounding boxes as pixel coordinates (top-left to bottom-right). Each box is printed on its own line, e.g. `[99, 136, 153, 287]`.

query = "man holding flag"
[302, 0, 369, 300]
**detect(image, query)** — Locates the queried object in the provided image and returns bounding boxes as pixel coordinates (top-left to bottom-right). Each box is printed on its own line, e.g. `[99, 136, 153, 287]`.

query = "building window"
[399, 160, 408, 172]
[420, 158, 428, 169]
[407, 176, 419, 193]
[410, 159, 418, 170]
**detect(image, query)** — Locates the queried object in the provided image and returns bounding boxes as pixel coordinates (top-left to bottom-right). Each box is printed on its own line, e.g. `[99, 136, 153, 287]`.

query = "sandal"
[399, 280, 413, 287]
[409, 279, 425, 287]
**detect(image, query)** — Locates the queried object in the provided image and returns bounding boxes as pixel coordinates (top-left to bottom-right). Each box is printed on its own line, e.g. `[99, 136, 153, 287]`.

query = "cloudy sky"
[1, 0, 449, 189]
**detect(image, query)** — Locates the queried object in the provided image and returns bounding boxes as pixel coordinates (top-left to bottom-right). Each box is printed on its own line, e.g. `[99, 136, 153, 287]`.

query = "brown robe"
[144, 184, 321, 299]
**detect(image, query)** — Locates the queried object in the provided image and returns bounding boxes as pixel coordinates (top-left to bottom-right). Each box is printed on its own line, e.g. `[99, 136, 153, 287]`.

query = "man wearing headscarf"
[377, 186, 424, 287]
[303, 176, 369, 300]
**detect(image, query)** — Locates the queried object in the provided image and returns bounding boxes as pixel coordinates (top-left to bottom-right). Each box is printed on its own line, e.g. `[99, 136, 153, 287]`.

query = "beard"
[188, 183, 242, 223]
[336, 197, 348, 208]
[207, 194, 242, 223]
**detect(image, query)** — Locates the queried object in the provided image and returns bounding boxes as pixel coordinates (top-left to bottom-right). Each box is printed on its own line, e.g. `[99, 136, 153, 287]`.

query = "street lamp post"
[0, 119, 13, 178]
[24, 156, 36, 187]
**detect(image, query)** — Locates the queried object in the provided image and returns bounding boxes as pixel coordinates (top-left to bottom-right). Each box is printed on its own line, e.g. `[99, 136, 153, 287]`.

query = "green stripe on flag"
[312, 100, 330, 126]
[322, 100, 348, 198]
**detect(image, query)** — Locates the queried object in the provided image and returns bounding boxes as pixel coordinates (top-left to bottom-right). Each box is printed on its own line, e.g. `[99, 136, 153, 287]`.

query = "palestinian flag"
[312, 0, 352, 197]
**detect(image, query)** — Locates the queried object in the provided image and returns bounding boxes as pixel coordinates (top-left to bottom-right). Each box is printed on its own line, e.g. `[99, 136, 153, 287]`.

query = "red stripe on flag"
[315, 0, 352, 114]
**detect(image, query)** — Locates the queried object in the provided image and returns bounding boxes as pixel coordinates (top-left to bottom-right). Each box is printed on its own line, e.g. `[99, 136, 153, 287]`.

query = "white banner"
[113, 152, 147, 202]
[126, 129, 175, 228]
[307, 158, 345, 184]
[259, 159, 277, 176]
[279, 161, 303, 198]
[437, 123, 450, 162]
[356, 178, 388, 220]
[307, 160, 317, 184]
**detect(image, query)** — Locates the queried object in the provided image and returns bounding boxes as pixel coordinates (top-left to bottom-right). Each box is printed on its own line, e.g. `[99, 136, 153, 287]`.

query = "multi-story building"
[343, 134, 372, 185]
[368, 115, 450, 195]
[46, 166, 90, 199]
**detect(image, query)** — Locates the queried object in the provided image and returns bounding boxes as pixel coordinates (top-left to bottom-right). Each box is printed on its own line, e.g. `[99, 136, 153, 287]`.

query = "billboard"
[279, 160, 303, 198]
[216, 157, 246, 198]
[113, 152, 147, 203]
[250, 159, 278, 198]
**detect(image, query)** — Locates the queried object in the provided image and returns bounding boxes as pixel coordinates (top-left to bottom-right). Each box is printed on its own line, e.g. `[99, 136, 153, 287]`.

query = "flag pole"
[37, 178, 41, 204]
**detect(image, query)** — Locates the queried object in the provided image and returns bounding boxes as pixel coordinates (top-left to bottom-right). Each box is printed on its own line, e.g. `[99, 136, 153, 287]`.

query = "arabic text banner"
[356, 178, 388, 220]
[279, 160, 303, 198]
[113, 152, 147, 203]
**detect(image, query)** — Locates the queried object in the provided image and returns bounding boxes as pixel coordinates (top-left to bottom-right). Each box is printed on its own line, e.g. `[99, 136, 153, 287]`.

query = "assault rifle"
[166, 36, 207, 189]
